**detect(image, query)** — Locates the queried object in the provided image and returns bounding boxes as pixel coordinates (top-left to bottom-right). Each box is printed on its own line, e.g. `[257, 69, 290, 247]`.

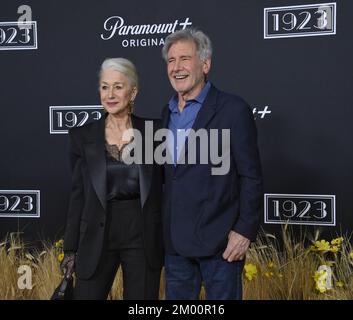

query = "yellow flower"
[55, 239, 64, 248]
[336, 281, 344, 288]
[331, 237, 343, 246]
[314, 270, 329, 293]
[57, 253, 64, 262]
[264, 271, 274, 278]
[313, 270, 324, 281]
[316, 284, 327, 293]
[313, 240, 330, 252]
[330, 245, 340, 253]
[325, 261, 335, 267]
[267, 261, 274, 269]
[349, 252, 353, 259]
[277, 273, 283, 278]
[244, 263, 257, 281]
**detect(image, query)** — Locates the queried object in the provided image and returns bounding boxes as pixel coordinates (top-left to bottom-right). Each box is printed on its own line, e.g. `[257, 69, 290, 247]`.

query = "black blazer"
[63, 114, 163, 280]
[162, 84, 263, 257]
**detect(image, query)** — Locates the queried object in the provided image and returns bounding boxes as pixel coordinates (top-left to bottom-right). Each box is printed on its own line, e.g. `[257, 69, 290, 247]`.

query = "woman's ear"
[131, 86, 138, 101]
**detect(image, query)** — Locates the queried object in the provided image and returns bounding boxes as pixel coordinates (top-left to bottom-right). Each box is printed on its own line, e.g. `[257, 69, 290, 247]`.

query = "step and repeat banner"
[0, 0, 352, 242]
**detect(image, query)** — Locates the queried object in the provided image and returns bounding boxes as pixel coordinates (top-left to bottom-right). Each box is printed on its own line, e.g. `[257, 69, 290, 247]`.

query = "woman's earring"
[128, 100, 134, 114]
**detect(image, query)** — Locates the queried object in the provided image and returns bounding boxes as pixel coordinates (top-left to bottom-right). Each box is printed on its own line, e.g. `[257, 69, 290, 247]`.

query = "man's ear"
[203, 58, 211, 75]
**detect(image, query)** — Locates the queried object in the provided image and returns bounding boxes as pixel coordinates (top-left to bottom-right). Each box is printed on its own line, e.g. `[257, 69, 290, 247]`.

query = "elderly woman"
[60, 58, 163, 300]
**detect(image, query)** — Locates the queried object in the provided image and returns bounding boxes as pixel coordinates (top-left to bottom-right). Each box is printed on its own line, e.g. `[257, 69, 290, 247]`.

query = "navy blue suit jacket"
[162, 84, 263, 257]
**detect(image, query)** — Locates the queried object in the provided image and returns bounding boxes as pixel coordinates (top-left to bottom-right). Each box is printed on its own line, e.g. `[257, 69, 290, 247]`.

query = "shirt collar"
[168, 81, 211, 112]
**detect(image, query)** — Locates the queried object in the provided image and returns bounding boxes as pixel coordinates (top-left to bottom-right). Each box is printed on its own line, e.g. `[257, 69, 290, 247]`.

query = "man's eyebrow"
[168, 55, 191, 60]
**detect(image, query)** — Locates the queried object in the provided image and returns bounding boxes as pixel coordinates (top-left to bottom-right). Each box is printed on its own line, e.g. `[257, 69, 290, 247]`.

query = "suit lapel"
[161, 104, 170, 129]
[131, 115, 153, 209]
[178, 85, 218, 165]
[161, 104, 178, 170]
[191, 85, 218, 131]
[83, 117, 107, 211]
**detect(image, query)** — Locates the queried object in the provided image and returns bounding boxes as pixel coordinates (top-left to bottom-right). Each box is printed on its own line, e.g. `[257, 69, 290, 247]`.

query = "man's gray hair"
[99, 57, 139, 89]
[162, 28, 213, 62]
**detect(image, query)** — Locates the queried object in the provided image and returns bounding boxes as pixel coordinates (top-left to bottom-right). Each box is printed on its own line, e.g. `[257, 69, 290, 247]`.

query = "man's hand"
[222, 231, 250, 262]
[60, 252, 76, 279]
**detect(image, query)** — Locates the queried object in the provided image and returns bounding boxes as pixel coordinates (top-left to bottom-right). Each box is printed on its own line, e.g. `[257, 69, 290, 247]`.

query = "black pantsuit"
[63, 115, 164, 300]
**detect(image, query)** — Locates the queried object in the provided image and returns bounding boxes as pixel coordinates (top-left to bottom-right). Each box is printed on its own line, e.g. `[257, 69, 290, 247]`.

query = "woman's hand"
[60, 252, 76, 279]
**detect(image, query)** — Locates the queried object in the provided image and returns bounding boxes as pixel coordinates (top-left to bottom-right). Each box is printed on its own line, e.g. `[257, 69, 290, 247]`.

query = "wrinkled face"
[167, 40, 211, 100]
[99, 68, 137, 115]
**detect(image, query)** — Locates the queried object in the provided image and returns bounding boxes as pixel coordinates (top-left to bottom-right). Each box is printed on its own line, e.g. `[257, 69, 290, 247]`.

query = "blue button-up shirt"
[167, 81, 211, 165]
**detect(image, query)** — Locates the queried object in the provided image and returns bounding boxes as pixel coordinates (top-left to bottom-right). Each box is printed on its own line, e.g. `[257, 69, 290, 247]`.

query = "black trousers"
[73, 199, 161, 300]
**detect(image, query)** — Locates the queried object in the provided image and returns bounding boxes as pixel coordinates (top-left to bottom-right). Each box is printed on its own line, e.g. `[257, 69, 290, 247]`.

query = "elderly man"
[161, 28, 263, 300]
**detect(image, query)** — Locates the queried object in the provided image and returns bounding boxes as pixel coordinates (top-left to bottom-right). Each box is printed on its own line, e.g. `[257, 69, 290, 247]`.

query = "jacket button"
[100, 222, 104, 227]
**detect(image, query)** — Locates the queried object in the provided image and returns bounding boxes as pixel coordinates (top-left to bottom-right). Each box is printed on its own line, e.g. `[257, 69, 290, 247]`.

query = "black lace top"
[106, 140, 140, 201]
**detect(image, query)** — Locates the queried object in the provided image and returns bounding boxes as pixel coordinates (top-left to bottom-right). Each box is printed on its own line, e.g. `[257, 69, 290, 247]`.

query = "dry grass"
[0, 228, 352, 300]
[244, 226, 353, 300]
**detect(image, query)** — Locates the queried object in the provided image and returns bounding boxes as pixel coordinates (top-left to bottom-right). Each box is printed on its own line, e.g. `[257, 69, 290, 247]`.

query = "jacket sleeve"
[231, 101, 263, 242]
[63, 129, 85, 252]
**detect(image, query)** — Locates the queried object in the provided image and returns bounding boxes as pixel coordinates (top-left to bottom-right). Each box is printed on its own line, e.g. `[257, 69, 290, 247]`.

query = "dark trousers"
[165, 254, 244, 300]
[74, 248, 161, 300]
[74, 199, 161, 300]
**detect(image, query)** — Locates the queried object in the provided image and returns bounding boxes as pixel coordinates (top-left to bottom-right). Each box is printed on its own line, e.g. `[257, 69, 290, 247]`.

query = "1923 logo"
[0, 5, 37, 50]
[49, 106, 104, 134]
[264, 194, 335, 226]
[0, 190, 40, 218]
[264, 2, 336, 39]
[0, 21, 37, 50]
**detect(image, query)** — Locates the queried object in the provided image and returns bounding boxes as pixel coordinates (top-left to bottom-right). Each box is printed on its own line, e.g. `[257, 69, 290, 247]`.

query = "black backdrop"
[1, 0, 352, 243]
